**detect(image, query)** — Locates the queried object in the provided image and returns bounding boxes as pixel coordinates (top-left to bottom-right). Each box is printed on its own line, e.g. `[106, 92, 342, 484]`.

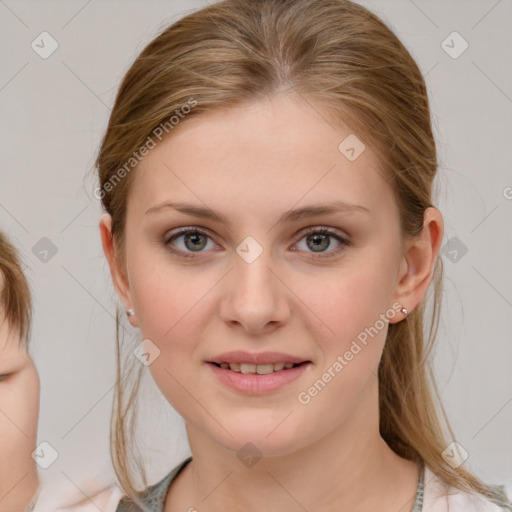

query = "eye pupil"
[308, 234, 330, 252]
[185, 232, 207, 251]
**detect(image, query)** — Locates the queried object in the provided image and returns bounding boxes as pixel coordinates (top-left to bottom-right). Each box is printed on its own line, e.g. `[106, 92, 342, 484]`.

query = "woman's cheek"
[131, 262, 192, 335]
[310, 266, 389, 325]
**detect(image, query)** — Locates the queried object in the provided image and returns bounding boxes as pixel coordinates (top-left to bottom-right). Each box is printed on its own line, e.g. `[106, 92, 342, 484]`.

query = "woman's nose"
[218, 242, 291, 335]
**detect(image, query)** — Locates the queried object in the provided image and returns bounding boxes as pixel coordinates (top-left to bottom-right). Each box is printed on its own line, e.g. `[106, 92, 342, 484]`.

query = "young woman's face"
[112, 93, 413, 456]
[0, 308, 39, 509]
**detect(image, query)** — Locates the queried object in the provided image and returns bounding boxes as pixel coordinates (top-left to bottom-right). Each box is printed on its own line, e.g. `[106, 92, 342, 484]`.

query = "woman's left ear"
[390, 207, 444, 323]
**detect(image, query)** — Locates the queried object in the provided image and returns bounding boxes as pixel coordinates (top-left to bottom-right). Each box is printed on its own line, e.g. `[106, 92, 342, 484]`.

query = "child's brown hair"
[0, 232, 32, 345]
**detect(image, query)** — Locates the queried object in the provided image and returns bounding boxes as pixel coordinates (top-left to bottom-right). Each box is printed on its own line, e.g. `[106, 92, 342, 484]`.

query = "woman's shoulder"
[115, 456, 193, 512]
[37, 456, 192, 512]
[423, 466, 512, 511]
[34, 483, 124, 512]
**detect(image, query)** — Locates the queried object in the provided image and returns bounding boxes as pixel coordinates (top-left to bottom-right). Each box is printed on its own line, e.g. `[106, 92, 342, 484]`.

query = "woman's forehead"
[131, 95, 394, 219]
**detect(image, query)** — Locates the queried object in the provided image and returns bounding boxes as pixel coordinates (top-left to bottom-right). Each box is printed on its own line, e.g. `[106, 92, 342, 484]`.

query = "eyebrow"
[145, 200, 370, 225]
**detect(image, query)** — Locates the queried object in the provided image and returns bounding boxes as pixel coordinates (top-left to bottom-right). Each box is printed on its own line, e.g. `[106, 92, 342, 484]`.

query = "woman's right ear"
[99, 213, 136, 324]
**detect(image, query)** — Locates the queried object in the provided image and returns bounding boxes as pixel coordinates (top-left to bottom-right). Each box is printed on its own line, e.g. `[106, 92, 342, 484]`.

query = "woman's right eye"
[164, 228, 217, 259]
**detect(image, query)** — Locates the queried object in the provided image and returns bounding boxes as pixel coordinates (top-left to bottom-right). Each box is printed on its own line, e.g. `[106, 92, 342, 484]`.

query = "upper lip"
[207, 351, 310, 365]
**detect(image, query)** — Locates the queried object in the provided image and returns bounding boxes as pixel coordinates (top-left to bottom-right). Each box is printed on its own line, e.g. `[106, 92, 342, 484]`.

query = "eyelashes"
[163, 226, 350, 261]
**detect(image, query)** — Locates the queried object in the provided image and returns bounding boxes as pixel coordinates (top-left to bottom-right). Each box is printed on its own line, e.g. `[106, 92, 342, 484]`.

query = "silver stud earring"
[401, 307, 408, 316]
[126, 308, 135, 317]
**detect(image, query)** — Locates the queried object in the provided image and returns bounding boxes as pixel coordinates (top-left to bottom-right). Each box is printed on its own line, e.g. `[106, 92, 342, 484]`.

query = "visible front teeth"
[218, 362, 298, 373]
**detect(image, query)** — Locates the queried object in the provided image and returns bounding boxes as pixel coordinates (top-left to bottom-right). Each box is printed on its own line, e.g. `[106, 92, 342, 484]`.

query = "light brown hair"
[0, 232, 32, 345]
[95, 0, 504, 505]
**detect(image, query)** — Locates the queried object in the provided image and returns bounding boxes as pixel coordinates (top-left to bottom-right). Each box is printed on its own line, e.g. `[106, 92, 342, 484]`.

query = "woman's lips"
[206, 361, 312, 395]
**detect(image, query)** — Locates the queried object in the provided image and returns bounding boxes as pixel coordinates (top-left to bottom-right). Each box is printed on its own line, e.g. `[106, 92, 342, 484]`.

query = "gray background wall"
[1, 0, 511, 506]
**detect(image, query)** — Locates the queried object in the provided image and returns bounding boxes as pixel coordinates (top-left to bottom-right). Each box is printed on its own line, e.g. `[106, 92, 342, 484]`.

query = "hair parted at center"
[95, 0, 503, 506]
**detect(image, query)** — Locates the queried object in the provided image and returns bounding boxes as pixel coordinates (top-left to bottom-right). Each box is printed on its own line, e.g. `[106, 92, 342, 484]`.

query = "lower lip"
[206, 362, 311, 395]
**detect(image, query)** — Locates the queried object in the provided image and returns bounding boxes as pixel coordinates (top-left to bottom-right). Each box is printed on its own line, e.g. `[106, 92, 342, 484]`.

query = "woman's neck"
[165, 401, 420, 512]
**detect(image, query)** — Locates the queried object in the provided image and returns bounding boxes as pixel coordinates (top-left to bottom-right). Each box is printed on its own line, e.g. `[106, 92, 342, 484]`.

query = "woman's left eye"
[294, 227, 349, 258]
[163, 227, 348, 260]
